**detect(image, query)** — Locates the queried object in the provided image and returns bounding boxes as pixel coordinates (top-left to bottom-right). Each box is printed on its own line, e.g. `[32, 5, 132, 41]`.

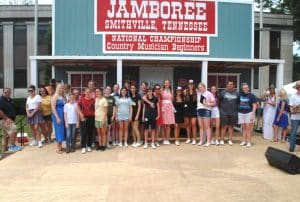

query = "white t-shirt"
[289, 93, 300, 120]
[197, 91, 215, 110]
[64, 103, 78, 124]
[26, 95, 42, 110]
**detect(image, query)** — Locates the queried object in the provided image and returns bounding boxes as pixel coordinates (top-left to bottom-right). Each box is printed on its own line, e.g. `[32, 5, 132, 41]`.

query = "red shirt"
[78, 97, 95, 117]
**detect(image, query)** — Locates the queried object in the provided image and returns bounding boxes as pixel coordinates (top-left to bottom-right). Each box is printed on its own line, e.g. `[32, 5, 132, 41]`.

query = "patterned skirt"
[27, 109, 44, 125]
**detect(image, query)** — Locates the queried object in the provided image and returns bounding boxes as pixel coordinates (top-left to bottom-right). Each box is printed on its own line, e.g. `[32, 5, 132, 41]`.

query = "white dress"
[263, 96, 276, 140]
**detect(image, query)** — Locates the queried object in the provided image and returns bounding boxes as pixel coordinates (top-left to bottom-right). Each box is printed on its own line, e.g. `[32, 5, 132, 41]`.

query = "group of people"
[1, 79, 300, 158]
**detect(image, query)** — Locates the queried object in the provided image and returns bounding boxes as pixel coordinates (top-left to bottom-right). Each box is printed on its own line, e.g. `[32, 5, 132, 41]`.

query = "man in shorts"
[219, 81, 239, 145]
[0, 88, 22, 159]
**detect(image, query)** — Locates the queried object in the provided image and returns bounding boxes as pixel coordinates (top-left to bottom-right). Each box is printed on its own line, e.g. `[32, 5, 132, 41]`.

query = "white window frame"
[207, 73, 241, 90]
[66, 71, 107, 91]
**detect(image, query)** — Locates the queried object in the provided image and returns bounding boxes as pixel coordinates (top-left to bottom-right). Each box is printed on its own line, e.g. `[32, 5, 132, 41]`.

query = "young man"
[0, 88, 22, 159]
[289, 81, 300, 152]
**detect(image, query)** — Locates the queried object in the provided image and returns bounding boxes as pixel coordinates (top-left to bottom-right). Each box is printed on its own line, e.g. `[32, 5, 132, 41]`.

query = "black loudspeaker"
[265, 147, 300, 174]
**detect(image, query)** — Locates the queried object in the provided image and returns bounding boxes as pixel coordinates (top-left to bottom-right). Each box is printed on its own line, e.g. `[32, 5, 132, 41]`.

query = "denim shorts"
[197, 109, 211, 118]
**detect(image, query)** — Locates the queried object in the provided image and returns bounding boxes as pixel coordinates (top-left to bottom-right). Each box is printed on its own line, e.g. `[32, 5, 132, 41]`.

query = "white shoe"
[29, 140, 38, 147]
[215, 139, 220, 146]
[118, 142, 123, 148]
[192, 139, 196, 145]
[112, 141, 116, 146]
[163, 140, 168, 145]
[240, 141, 247, 146]
[106, 144, 111, 149]
[211, 139, 215, 145]
[151, 143, 156, 149]
[38, 141, 43, 148]
[220, 140, 225, 145]
[204, 142, 210, 147]
[228, 140, 233, 146]
[124, 142, 128, 147]
[132, 142, 136, 147]
[175, 140, 180, 146]
[135, 142, 142, 147]
[87, 147, 92, 152]
[81, 148, 87, 154]
[198, 141, 203, 146]
[246, 142, 252, 147]
[185, 139, 191, 144]
[144, 143, 148, 149]
[155, 142, 160, 147]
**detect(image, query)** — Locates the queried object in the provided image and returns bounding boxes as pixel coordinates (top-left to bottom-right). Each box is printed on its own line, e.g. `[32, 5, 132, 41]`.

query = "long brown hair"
[185, 84, 197, 102]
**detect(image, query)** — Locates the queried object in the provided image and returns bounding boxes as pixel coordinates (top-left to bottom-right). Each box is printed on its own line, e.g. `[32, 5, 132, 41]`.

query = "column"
[276, 63, 284, 90]
[26, 21, 35, 86]
[280, 30, 293, 84]
[259, 28, 270, 93]
[3, 22, 14, 90]
[30, 59, 38, 88]
[117, 59, 122, 87]
[201, 60, 208, 87]
[52, 65, 55, 79]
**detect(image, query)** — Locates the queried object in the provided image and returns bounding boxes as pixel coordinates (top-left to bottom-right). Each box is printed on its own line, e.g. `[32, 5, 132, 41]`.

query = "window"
[0, 26, 3, 88]
[254, 30, 260, 59]
[67, 72, 107, 93]
[207, 73, 240, 91]
[270, 31, 281, 59]
[38, 24, 50, 85]
[14, 25, 27, 88]
[252, 68, 259, 90]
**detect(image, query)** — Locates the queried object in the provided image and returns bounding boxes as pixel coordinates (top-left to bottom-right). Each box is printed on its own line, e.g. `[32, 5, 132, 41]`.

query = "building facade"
[0, 1, 294, 97]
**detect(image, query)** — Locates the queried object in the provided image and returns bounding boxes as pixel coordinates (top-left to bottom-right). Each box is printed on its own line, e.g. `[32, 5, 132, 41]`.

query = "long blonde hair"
[54, 83, 65, 97]
[278, 89, 287, 100]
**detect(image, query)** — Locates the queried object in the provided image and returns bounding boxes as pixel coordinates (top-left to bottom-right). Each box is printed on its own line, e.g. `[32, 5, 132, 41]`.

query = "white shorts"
[238, 112, 254, 124]
[211, 107, 220, 118]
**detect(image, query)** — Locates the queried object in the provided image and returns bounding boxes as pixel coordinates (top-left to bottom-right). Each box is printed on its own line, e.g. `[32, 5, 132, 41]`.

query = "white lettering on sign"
[107, 0, 207, 20]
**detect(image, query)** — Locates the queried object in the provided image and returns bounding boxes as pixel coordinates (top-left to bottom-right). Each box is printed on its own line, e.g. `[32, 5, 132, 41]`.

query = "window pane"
[82, 74, 92, 87]
[0, 26, 3, 88]
[93, 74, 103, 87]
[208, 75, 216, 89]
[218, 76, 227, 89]
[14, 25, 27, 88]
[254, 68, 259, 89]
[71, 74, 81, 87]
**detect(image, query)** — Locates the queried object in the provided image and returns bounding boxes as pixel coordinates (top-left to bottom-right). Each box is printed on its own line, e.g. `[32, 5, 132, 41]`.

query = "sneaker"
[240, 141, 247, 146]
[8, 145, 22, 152]
[211, 139, 215, 145]
[112, 141, 116, 146]
[124, 142, 128, 147]
[198, 141, 203, 146]
[29, 140, 38, 147]
[151, 143, 156, 149]
[135, 142, 142, 147]
[163, 140, 168, 145]
[215, 139, 220, 146]
[166, 140, 171, 145]
[38, 141, 43, 148]
[228, 140, 233, 146]
[155, 141, 160, 147]
[131, 142, 136, 147]
[144, 143, 148, 149]
[185, 139, 191, 144]
[175, 140, 180, 146]
[87, 147, 92, 152]
[219, 140, 225, 145]
[204, 142, 210, 147]
[118, 142, 123, 148]
[81, 148, 86, 154]
[192, 139, 196, 145]
[106, 144, 111, 149]
[246, 142, 252, 147]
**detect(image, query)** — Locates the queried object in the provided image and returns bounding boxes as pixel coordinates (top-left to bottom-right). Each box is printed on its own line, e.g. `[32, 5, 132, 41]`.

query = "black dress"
[174, 100, 184, 124]
[184, 94, 197, 117]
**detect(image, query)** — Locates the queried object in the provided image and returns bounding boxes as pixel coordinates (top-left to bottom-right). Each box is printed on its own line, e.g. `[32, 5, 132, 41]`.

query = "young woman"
[64, 93, 79, 153]
[51, 84, 66, 153]
[115, 87, 132, 147]
[210, 86, 220, 145]
[104, 86, 116, 148]
[238, 83, 257, 147]
[77, 88, 95, 154]
[161, 79, 175, 144]
[111, 83, 120, 146]
[39, 86, 52, 143]
[183, 80, 198, 145]
[173, 86, 184, 146]
[197, 83, 215, 147]
[130, 84, 142, 147]
[262, 85, 276, 140]
[26, 85, 44, 148]
[143, 88, 160, 149]
[272, 89, 289, 142]
[95, 88, 108, 151]
[153, 84, 163, 146]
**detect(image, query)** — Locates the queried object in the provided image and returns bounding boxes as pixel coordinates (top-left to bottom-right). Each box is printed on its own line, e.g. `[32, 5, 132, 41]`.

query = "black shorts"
[43, 114, 52, 121]
[221, 115, 238, 126]
[144, 118, 156, 130]
[107, 115, 113, 125]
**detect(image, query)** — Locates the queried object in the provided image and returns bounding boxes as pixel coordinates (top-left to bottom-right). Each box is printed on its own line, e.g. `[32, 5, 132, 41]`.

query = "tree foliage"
[255, 0, 300, 42]
[0, 0, 33, 5]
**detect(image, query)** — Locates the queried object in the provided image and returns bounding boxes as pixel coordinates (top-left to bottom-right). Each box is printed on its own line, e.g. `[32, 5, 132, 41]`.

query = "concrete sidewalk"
[0, 134, 299, 202]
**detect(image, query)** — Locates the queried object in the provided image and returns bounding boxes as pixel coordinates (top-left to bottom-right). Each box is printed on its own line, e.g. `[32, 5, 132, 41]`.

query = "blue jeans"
[289, 120, 300, 151]
[66, 124, 76, 149]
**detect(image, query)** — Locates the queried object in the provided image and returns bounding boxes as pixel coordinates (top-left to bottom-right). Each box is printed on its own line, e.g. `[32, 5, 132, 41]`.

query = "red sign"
[96, 0, 216, 36]
[104, 34, 208, 54]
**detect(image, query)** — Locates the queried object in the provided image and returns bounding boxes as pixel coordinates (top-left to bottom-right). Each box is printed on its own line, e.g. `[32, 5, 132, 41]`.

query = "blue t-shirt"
[238, 92, 257, 114]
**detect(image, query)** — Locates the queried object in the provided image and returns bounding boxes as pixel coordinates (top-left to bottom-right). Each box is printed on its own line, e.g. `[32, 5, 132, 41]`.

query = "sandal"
[272, 139, 278, 142]
[56, 148, 63, 154]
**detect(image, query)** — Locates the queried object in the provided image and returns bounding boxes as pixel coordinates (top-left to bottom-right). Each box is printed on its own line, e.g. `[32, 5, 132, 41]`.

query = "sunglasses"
[28, 89, 33, 92]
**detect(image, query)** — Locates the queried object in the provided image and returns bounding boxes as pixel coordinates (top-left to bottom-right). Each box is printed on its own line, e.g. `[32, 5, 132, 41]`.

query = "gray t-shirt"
[219, 89, 239, 116]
